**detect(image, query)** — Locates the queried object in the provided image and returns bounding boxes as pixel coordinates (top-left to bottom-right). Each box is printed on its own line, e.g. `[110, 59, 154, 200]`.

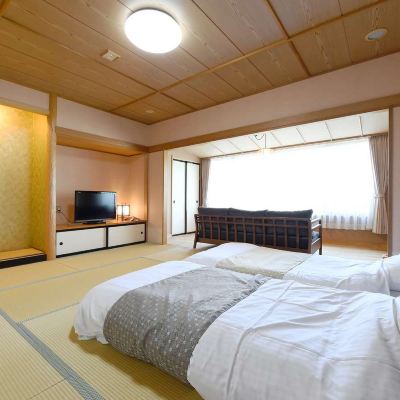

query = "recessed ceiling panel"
[297, 121, 331, 142]
[326, 115, 362, 138]
[360, 110, 389, 135]
[211, 139, 240, 154]
[250, 132, 281, 148]
[229, 136, 260, 152]
[184, 143, 223, 158]
[272, 127, 304, 146]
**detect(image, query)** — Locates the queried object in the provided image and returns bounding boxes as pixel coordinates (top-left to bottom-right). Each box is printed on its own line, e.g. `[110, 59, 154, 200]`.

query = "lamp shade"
[122, 204, 130, 217]
[116, 204, 123, 217]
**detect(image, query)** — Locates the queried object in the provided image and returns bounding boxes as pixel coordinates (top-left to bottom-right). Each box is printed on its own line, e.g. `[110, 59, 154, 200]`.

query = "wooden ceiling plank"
[342, 0, 400, 63]
[141, 93, 193, 115]
[248, 43, 308, 87]
[215, 59, 272, 96]
[163, 83, 217, 110]
[263, 0, 311, 76]
[0, 45, 132, 108]
[292, 20, 352, 74]
[116, 99, 173, 124]
[0, 0, 392, 125]
[0, 17, 153, 100]
[186, 73, 242, 104]
[43, 0, 205, 80]
[0, 45, 133, 109]
[7, 0, 177, 89]
[0, 0, 11, 16]
[268, 0, 342, 35]
[339, 0, 378, 14]
[0, 64, 118, 112]
[92, 0, 241, 69]
[112, 1, 387, 115]
[192, 0, 284, 53]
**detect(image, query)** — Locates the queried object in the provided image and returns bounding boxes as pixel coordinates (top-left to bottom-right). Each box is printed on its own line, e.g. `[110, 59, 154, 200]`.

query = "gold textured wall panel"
[31, 114, 49, 252]
[0, 105, 49, 252]
[0, 105, 33, 251]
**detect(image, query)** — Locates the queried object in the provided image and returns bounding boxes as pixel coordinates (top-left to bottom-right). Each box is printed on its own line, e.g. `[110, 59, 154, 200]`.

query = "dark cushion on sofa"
[264, 209, 313, 219]
[198, 207, 229, 216]
[228, 208, 266, 217]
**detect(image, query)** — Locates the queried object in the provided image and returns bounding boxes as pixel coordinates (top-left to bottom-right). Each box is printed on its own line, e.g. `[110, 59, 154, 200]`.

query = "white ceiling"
[181, 109, 389, 158]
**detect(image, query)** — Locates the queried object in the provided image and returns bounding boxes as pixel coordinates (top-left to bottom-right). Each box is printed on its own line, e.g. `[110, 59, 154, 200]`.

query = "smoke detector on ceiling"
[101, 49, 121, 61]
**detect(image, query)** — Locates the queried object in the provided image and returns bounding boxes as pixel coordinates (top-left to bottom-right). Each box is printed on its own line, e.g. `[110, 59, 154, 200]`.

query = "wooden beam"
[56, 127, 149, 156]
[46, 93, 57, 260]
[112, 0, 388, 112]
[148, 93, 400, 152]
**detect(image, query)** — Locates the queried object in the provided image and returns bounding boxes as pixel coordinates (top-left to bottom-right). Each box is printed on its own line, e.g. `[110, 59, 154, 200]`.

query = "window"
[207, 138, 374, 230]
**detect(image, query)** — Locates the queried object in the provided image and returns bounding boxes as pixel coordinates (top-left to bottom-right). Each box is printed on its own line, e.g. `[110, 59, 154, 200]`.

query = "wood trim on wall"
[0, 96, 49, 116]
[148, 93, 400, 152]
[46, 93, 57, 260]
[56, 127, 148, 156]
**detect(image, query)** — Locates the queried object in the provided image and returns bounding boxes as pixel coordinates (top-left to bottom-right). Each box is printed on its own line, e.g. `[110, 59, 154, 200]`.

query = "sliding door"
[186, 162, 200, 233]
[171, 159, 200, 235]
[172, 160, 186, 235]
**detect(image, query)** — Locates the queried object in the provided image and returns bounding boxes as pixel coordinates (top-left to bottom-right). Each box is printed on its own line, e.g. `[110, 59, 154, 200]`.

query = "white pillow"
[383, 255, 400, 291]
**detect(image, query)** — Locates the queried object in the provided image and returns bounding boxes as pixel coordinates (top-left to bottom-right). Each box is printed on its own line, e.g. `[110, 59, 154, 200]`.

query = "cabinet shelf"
[56, 220, 146, 257]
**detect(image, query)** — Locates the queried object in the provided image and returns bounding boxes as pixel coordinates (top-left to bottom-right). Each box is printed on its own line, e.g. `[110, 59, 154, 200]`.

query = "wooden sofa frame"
[194, 214, 322, 254]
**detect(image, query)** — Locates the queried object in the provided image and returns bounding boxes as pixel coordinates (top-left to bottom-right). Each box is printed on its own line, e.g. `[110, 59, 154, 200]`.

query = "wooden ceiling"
[0, 0, 398, 124]
[182, 109, 388, 157]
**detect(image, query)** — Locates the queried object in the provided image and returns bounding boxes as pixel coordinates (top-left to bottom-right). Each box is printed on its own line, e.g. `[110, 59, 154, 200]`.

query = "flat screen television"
[74, 191, 116, 223]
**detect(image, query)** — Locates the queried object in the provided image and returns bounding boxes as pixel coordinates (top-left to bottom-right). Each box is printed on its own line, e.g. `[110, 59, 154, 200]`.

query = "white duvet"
[188, 279, 400, 400]
[75, 261, 400, 400]
[186, 243, 400, 295]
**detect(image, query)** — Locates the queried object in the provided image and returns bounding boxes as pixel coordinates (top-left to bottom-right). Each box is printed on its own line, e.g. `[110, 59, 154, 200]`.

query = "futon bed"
[186, 242, 400, 295]
[75, 260, 400, 400]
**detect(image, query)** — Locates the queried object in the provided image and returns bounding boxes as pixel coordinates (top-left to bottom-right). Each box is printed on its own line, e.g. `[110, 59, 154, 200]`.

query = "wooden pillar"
[46, 94, 57, 259]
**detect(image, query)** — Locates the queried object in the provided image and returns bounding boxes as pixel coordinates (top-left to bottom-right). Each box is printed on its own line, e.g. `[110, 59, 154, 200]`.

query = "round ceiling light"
[124, 9, 182, 54]
[365, 28, 388, 41]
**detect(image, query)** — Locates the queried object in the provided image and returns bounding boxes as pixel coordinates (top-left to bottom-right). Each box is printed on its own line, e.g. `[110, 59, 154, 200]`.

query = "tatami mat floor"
[0, 238, 385, 399]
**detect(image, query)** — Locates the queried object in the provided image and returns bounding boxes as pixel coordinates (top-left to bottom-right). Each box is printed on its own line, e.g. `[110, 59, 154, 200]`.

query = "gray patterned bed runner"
[103, 267, 266, 383]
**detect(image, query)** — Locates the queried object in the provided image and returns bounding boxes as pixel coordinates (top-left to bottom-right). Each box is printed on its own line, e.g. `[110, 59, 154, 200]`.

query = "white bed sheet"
[74, 261, 203, 343]
[186, 243, 392, 294]
[188, 279, 400, 400]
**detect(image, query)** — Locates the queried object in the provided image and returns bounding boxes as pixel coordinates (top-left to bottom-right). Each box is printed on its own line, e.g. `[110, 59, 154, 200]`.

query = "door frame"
[171, 158, 200, 236]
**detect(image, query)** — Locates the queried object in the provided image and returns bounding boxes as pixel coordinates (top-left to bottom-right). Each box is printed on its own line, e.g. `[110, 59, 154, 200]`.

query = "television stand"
[56, 220, 146, 257]
[82, 220, 105, 224]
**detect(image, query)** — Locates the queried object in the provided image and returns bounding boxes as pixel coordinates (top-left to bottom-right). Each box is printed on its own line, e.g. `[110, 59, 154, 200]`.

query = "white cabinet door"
[172, 160, 186, 235]
[108, 224, 145, 247]
[186, 162, 200, 233]
[56, 228, 106, 256]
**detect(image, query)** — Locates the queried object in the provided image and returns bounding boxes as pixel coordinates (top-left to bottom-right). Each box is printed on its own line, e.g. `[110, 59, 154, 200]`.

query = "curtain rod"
[203, 131, 388, 160]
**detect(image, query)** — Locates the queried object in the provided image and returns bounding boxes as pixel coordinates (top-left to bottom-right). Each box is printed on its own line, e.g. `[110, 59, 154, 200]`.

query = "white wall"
[56, 98, 148, 145]
[147, 52, 400, 146]
[389, 107, 400, 255]
[0, 79, 49, 114]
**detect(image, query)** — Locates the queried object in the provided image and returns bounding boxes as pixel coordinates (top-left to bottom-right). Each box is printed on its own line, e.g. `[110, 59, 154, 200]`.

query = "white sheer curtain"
[207, 138, 375, 230]
[200, 158, 211, 207]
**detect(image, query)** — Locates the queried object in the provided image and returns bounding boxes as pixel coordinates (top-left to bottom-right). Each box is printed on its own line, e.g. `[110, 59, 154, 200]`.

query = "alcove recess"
[0, 103, 53, 266]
